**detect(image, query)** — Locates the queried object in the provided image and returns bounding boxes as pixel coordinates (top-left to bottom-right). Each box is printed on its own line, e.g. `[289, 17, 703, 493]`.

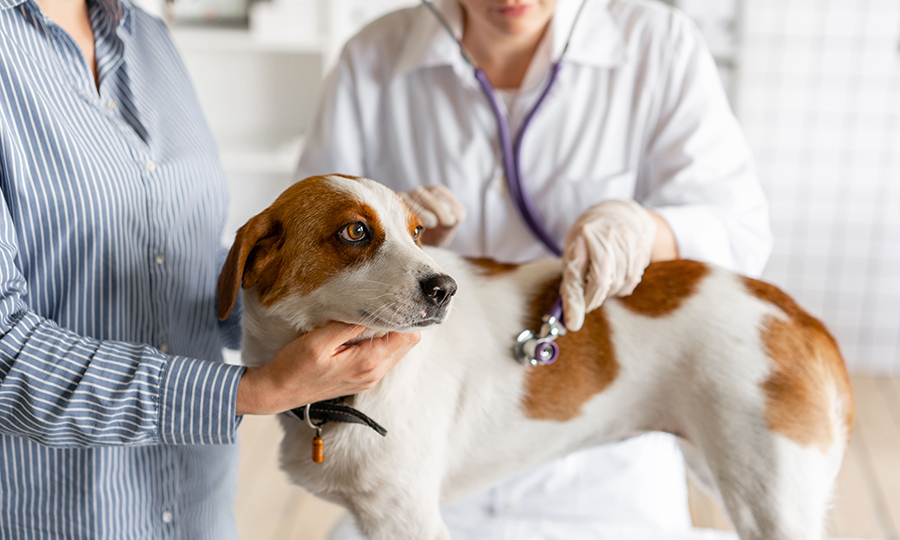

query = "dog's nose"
[419, 274, 457, 308]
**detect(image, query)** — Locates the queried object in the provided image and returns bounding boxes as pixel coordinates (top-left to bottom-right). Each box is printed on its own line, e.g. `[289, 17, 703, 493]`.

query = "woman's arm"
[0, 197, 246, 447]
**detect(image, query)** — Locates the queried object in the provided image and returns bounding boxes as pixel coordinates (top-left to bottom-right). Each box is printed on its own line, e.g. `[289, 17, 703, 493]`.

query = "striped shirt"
[0, 0, 247, 537]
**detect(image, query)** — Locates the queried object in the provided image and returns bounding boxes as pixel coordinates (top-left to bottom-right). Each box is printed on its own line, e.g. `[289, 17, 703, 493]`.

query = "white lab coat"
[296, 0, 772, 537]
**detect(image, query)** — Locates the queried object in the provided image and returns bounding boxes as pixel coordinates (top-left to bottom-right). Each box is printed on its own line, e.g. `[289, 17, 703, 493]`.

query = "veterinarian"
[0, 0, 419, 537]
[295, 0, 772, 537]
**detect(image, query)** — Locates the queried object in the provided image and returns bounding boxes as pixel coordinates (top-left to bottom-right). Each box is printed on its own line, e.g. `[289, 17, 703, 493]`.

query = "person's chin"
[489, 10, 550, 36]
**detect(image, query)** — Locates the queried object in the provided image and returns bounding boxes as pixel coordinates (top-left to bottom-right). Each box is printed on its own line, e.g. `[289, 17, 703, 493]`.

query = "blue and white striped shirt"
[0, 0, 247, 537]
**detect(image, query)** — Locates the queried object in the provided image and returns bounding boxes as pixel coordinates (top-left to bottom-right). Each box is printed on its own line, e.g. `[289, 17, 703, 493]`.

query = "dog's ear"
[217, 211, 285, 320]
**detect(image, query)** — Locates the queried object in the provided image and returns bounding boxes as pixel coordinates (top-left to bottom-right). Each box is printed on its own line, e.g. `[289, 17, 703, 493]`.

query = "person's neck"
[461, 20, 549, 90]
[35, 0, 98, 90]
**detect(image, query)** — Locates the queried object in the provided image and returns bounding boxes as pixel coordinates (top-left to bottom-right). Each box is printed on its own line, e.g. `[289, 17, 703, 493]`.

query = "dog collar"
[283, 398, 387, 464]
[284, 398, 388, 437]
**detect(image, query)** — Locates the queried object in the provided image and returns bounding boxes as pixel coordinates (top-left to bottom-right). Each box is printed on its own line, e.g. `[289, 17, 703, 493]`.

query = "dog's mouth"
[358, 308, 448, 332]
[344, 273, 456, 333]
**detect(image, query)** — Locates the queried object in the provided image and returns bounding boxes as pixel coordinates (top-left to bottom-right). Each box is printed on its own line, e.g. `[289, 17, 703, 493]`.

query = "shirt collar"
[395, 0, 468, 76]
[100, 0, 135, 35]
[395, 0, 626, 77]
[0, 0, 26, 11]
[0, 0, 134, 35]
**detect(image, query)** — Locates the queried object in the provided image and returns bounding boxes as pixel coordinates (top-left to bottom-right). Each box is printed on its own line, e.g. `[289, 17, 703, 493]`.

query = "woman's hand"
[560, 200, 678, 332]
[236, 322, 421, 415]
[399, 185, 466, 247]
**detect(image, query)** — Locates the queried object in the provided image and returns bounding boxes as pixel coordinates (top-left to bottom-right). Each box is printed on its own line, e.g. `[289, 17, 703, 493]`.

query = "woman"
[296, 0, 771, 537]
[0, 0, 416, 537]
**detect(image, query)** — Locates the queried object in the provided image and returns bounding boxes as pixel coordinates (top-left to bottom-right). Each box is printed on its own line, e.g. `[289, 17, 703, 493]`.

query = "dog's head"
[217, 175, 457, 333]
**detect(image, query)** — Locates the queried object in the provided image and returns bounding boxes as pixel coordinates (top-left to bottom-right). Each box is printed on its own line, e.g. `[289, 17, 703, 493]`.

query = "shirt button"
[155, 253, 165, 265]
[106, 100, 117, 110]
[161, 510, 173, 523]
[145, 160, 156, 173]
[159, 343, 169, 354]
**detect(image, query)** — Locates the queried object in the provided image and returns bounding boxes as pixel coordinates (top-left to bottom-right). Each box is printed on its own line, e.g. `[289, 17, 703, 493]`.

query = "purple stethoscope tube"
[421, 0, 588, 363]
[472, 66, 565, 324]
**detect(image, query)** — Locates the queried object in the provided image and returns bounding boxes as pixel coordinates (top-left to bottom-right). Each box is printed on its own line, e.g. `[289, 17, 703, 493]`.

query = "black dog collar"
[285, 397, 388, 437]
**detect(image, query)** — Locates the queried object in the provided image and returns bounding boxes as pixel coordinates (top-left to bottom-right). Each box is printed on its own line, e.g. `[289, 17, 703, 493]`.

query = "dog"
[217, 174, 853, 540]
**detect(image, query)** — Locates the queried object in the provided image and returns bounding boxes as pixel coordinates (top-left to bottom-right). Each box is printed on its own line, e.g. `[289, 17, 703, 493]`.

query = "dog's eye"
[340, 222, 368, 242]
[413, 226, 423, 241]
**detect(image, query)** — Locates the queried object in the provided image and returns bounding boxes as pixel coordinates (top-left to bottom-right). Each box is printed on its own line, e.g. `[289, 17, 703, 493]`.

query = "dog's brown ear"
[217, 211, 284, 320]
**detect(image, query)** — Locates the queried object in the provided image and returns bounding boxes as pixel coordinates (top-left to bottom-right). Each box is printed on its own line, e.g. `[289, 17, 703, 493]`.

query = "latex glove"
[399, 185, 466, 247]
[561, 200, 657, 332]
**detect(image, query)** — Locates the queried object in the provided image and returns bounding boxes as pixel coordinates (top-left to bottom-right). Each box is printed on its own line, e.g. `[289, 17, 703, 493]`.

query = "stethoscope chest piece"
[515, 314, 566, 366]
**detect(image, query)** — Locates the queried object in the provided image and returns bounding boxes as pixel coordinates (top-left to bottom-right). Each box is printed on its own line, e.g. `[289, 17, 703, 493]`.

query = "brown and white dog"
[218, 174, 854, 540]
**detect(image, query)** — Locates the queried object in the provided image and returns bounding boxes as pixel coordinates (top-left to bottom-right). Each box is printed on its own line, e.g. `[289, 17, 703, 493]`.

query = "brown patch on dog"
[217, 176, 386, 319]
[522, 277, 619, 421]
[466, 258, 520, 277]
[407, 204, 424, 248]
[744, 277, 854, 451]
[619, 260, 710, 317]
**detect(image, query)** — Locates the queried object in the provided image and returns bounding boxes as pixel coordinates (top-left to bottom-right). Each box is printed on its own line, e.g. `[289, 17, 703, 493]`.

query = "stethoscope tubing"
[421, 0, 588, 324]
[472, 66, 564, 257]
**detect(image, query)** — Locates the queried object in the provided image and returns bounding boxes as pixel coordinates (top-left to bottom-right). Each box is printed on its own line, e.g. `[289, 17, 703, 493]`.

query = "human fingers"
[343, 331, 421, 368]
[616, 237, 646, 297]
[609, 221, 653, 297]
[561, 237, 589, 332]
[335, 332, 421, 390]
[305, 321, 368, 354]
[582, 246, 613, 313]
[431, 185, 467, 224]
[415, 187, 458, 228]
[400, 191, 439, 228]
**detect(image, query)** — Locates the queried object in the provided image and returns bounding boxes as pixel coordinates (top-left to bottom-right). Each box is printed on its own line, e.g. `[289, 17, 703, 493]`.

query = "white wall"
[736, 0, 900, 373]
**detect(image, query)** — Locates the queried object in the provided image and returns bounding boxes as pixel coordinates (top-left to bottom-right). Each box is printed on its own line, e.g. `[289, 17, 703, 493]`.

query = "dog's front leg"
[345, 484, 449, 540]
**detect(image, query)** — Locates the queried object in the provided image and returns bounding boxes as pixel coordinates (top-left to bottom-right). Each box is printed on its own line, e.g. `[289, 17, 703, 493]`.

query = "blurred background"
[131, 0, 900, 537]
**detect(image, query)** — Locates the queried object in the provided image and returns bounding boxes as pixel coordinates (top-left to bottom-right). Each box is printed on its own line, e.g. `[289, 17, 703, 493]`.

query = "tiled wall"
[734, 0, 900, 373]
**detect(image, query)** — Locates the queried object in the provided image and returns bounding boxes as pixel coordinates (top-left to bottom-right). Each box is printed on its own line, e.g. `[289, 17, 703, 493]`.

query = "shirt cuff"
[156, 355, 246, 445]
[651, 205, 735, 270]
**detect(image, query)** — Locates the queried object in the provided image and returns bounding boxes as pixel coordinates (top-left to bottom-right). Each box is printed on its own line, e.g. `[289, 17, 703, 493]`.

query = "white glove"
[561, 200, 657, 332]
[398, 185, 467, 248]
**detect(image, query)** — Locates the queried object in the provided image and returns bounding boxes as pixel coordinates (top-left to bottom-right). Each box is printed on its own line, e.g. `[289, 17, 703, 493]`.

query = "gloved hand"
[399, 185, 467, 248]
[561, 200, 657, 332]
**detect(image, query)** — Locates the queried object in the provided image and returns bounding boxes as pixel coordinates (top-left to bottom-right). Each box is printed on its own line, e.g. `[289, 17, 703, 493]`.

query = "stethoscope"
[421, 0, 589, 366]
